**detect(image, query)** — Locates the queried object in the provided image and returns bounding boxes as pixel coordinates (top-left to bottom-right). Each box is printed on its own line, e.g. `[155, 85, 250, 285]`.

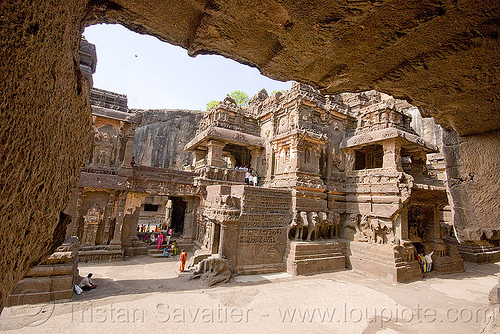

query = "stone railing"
[195, 166, 246, 183]
[82, 165, 119, 175]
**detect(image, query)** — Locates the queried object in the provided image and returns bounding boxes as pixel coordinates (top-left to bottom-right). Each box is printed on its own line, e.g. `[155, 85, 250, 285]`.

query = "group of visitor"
[138, 224, 150, 232]
[236, 166, 258, 186]
[143, 228, 173, 248]
[416, 251, 434, 276]
[138, 224, 169, 233]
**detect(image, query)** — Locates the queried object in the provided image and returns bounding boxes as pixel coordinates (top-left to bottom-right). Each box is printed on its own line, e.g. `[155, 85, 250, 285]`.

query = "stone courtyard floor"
[0, 256, 498, 334]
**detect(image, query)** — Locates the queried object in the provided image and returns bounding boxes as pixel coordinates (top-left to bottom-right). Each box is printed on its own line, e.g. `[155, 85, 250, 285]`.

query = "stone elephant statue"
[305, 211, 320, 241]
[290, 211, 304, 240]
[320, 211, 341, 239]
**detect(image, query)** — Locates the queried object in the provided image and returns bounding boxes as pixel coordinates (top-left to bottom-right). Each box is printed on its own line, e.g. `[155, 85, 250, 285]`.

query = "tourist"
[162, 248, 172, 258]
[425, 251, 434, 272]
[245, 169, 251, 185]
[179, 249, 187, 272]
[171, 240, 179, 255]
[80, 273, 97, 291]
[253, 172, 258, 186]
[131, 156, 136, 166]
[150, 234, 156, 245]
[157, 233, 164, 250]
[166, 228, 173, 245]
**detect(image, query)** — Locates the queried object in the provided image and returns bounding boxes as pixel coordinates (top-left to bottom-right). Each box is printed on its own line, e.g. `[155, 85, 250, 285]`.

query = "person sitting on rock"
[80, 273, 97, 291]
[149, 234, 156, 245]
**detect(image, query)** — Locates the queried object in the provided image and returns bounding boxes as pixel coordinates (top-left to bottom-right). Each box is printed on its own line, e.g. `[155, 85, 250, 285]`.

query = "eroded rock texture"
[86, 0, 500, 136]
[0, 0, 499, 311]
[132, 110, 203, 170]
[0, 0, 91, 310]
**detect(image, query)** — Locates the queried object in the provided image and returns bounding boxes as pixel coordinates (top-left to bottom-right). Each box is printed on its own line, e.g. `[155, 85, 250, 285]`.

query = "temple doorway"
[408, 204, 434, 251]
[170, 197, 186, 235]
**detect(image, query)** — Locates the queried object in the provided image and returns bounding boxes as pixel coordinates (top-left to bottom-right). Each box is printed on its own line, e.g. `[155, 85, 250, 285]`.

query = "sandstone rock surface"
[132, 109, 203, 170]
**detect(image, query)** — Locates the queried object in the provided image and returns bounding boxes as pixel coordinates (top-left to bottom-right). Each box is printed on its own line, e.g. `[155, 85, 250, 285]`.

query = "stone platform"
[433, 243, 465, 274]
[7, 239, 79, 306]
[344, 241, 422, 283]
[286, 240, 345, 276]
[78, 245, 123, 262]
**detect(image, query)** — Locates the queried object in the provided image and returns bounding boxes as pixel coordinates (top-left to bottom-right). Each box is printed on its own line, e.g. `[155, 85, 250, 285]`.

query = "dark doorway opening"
[170, 197, 186, 235]
[223, 144, 251, 168]
[354, 144, 383, 170]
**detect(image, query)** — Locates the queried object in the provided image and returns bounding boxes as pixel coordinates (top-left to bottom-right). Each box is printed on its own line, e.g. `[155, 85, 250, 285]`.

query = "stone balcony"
[195, 165, 246, 184]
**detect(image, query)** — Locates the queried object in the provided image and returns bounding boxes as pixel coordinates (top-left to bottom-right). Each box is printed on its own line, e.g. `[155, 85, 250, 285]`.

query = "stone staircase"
[444, 237, 500, 263]
[286, 240, 345, 276]
[146, 239, 197, 258]
[147, 245, 166, 258]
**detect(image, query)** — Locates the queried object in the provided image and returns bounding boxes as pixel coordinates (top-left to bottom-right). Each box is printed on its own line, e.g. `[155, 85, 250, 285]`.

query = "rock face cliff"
[132, 109, 203, 170]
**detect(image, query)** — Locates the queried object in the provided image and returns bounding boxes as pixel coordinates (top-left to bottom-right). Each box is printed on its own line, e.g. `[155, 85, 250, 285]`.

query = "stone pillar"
[290, 143, 299, 172]
[395, 207, 409, 241]
[206, 140, 225, 168]
[102, 193, 115, 244]
[429, 205, 443, 241]
[383, 140, 402, 171]
[218, 224, 227, 256]
[181, 197, 197, 241]
[119, 124, 135, 175]
[122, 193, 148, 256]
[165, 198, 172, 228]
[250, 148, 262, 173]
[193, 149, 206, 167]
[344, 149, 355, 172]
[69, 188, 83, 238]
[110, 191, 128, 248]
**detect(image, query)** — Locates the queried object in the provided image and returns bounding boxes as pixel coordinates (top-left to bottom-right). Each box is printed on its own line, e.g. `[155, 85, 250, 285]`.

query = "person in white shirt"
[425, 251, 434, 272]
[253, 172, 258, 186]
[80, 273, 97, 291]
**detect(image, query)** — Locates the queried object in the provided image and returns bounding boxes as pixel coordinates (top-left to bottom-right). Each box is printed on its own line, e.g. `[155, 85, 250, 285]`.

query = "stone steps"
[286, 240, 346, 276]
[237, 263, 286, 276]
[444, 237, 500, 263]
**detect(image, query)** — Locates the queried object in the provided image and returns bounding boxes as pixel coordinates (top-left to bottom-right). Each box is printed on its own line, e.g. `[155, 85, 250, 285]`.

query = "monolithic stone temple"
[8, 30, 497, 305]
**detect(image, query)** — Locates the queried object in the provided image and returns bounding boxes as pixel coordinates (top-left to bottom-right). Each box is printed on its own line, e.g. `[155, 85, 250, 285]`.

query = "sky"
[83, 24, 292, 111]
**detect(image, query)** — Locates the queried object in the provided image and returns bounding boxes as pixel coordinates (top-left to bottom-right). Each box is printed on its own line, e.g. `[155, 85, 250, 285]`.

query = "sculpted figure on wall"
[354, 215, 395, 244]
[223, 94, 237, 107]
[82, 203, 103, 245]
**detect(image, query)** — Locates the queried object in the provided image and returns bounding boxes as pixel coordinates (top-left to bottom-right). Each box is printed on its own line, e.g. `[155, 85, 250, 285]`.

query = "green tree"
[205, 90, 249, 110]
[229, 90, 249, 107]
[206, 100, 220, 111]
[271, 89, 286, 95]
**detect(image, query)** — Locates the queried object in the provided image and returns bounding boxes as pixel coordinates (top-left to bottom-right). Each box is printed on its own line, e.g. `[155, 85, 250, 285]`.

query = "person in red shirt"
[179, 250, 187, 272]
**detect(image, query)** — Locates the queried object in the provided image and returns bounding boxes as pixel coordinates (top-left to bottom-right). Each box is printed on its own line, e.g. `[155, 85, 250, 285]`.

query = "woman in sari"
[157, 233, 164, 250]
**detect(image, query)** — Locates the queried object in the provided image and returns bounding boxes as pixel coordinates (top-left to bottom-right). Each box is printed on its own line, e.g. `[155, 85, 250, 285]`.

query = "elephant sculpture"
[305, 211, 320, 241]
